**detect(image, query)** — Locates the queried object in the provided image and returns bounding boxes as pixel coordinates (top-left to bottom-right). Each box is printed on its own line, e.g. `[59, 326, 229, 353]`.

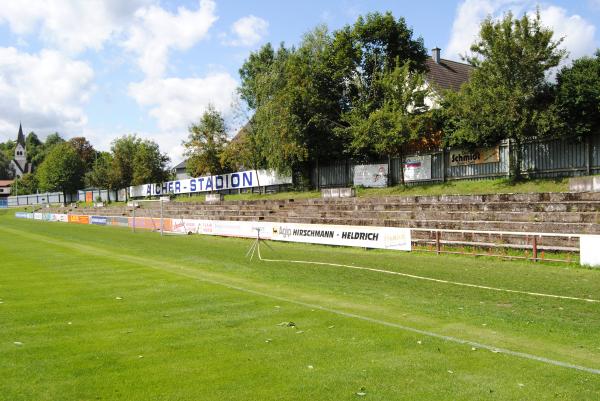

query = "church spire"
[16, 123, 25, 147]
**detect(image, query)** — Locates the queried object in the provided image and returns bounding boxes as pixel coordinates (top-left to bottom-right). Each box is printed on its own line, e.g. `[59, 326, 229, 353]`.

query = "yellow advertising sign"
[449, 146, 500, 166]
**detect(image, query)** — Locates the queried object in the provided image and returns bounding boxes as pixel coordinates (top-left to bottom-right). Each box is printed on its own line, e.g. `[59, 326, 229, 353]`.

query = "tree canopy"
[37, 142, 85, 201]
[184, 106, 229, 177]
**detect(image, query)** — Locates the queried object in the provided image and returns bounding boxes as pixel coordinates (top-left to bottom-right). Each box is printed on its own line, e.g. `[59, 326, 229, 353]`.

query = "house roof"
[425, 57, 473, 92]
[0, 180, 14, 187]
[173, 160, 187, 170]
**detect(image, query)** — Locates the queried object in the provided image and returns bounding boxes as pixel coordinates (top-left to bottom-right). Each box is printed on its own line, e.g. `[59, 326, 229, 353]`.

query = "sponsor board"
[15, 212, 32, 219]
[110, 216, 129, 227]
[580, 235, 600, 267]
[68, 215, 90, 224]
[129, 169, 292, 198]
[449, 146, 500, 166]
[33, 213, 43, 220]
[271, 223, 411, 250]
[404, 155, 432, 182]
[91, 216, 108, 225]
[353, 164, 388, 188]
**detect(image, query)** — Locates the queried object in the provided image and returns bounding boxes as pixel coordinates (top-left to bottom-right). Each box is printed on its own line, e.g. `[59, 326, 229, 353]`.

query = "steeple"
[16, 122, 25, 147]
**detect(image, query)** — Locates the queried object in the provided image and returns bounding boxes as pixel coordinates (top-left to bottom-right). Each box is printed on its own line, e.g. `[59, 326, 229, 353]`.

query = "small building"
[423, 47, 474, 109]
[0, 180, 13, 198]
[173, 160, 190, 180]
[10, 123, 33, 178]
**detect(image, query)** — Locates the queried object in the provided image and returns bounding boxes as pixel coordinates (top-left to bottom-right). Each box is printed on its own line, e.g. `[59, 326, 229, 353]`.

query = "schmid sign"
[449, 146, 500, 167]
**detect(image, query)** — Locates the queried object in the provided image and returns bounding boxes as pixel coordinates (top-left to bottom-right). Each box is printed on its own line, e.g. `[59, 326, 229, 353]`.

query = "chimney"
[432, 47, 441, 64]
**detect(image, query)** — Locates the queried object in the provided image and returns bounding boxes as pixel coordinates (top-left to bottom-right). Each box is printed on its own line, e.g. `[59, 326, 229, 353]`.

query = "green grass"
[354, 177, 569, 197]
[1, 214, 599, 400]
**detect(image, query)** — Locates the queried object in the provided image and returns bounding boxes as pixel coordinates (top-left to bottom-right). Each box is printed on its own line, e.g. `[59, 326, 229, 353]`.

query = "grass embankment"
[1, 214, 599, 400]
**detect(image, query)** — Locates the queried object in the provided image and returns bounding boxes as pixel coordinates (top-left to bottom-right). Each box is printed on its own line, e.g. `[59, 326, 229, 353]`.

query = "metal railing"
[411, 228, 580, 263]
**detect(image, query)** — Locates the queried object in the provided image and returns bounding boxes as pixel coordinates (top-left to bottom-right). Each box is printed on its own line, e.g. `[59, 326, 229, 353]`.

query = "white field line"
[2, 225, 599, 375]
[256, 243, 600, 304]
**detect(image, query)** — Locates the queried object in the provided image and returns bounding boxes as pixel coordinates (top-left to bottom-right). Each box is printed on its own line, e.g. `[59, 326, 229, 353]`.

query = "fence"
[7, 192, 78, 207]
[311, 135, 600, 188]
[77, 188, 126, 203]
[0, 198, 7, 208]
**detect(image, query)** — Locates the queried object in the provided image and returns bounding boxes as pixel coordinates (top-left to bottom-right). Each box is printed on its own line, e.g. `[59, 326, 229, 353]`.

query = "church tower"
[10, 123, 32, 178]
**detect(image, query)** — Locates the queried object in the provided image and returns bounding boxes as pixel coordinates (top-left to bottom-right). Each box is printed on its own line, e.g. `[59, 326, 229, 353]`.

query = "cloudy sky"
[0, 0, 598, 164]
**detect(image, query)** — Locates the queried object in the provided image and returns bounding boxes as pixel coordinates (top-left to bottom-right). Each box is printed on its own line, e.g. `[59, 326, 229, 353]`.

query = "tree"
[0, 139, 15, 160]
[36, 142, 84, 203]
[12, 173, 38, 195]
[68, 137, 96, 171]
[238, 13, 428, 178]
[0, 152, 14, 179]
[25, 132, 44, 167]
[85, 152, 118, 190]
[111, 135, 141, 189]
[184, 106, 229, 177]
[444, 10, 566, 179]
[132, 140, 170, 185]
[341, 61, 430, 183]
[555, 51, 600, 138]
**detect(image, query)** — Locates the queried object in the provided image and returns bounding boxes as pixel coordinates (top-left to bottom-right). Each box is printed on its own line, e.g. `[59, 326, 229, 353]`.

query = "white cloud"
[127, 72, 238, 163]
[539, 6, 597, 62]
[123, 0, 218, 78]
[128, 72, 238, 131]
[0, 0, 150, 53]
[223, 15, 269, 47]
[445, 1, 598, 63]
[0, 47, 94, 138]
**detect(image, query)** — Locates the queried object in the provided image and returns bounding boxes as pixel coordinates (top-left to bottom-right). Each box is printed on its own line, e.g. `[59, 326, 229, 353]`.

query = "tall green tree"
[37, 142, 84, 203]
[25, 132, 44, 167]
[555, 51, 600, 139]
[12, 173, 38, 195]
[68, 137, 96, 172]
[341, 61, 430, 183]
[85, 152, 119, 190]
[132, 140, 171, 185]
[184, 106, 229, 177]
[445, 10, 566, 179]
[0, 152, 13, 179]
[111, 135, 141, 189]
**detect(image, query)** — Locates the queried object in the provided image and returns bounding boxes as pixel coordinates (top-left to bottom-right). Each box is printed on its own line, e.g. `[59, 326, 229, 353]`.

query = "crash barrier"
[14, 212, 411, 252]
[14, 212, 600, 267]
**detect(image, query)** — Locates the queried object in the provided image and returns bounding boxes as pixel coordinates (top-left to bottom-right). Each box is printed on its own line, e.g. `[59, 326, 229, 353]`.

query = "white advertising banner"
[270, 222, 411, 251]
[353, 164, 388, 188]
[168, 219, 410, 251]
[129, 169, 292, 198]
[580, 235, 600, 267]
[403, 155, 432, 182]
[33, 213, 43, 220]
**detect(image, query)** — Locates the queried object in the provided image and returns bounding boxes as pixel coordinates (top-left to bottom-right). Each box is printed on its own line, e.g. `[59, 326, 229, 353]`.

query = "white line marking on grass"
[256, 243, 600, 304]
[2, 225, 600, 375]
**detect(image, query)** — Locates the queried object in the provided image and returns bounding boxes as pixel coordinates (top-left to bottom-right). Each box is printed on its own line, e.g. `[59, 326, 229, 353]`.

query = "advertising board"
[449, 146, 500, 166]
[270, 223, 411, 251]
[68, 215, 90, 224]
[403, 155, 432, 182]
[353, 164, 388, 188]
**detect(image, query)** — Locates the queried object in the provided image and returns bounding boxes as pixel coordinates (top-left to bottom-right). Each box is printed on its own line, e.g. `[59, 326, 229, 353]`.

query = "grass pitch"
[1, 212, 599, 400]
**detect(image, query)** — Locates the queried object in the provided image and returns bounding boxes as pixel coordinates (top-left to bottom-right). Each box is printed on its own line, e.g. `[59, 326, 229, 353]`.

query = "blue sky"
[0, 0, 598, 164]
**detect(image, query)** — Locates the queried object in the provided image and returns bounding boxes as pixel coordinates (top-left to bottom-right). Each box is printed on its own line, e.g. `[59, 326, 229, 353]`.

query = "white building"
[10, 124, 32, 178]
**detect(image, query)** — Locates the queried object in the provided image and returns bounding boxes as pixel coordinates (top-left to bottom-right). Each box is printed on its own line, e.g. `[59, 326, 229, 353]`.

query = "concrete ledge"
[205, 193, 224, 203]
[569, 176, 600, 192]
[322, 188, 356, 198]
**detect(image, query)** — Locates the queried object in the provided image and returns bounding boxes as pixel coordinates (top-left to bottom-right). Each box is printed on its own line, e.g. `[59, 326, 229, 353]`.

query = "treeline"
[0, 133, 170, 198]
[203, 10, 598, 182]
